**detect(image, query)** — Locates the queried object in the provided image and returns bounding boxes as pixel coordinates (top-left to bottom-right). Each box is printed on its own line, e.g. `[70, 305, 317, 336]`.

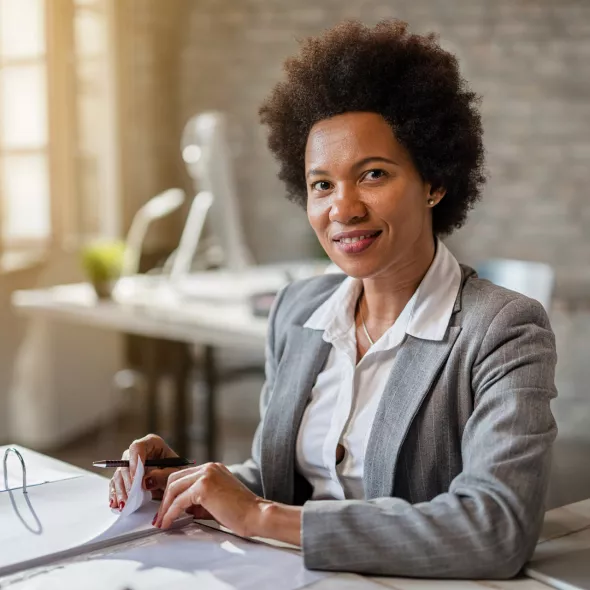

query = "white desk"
[1, 448, 584, 589]
[12, 281, 269, 349]
[4, 489, 587, 589]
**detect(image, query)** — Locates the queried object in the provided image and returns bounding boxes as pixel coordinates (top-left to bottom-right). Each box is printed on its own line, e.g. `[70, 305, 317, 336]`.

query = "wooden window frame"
[0, 0, 51, 258]
[0, 0, 122, 266]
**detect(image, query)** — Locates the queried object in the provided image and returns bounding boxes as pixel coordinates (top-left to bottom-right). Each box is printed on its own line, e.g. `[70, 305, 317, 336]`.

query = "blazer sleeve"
[301, 297, 558, 578]
[227, 284, 288, 496]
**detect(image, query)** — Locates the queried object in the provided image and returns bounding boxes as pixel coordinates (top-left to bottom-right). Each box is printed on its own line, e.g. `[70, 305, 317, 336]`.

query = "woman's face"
[305, 112, 442, 279]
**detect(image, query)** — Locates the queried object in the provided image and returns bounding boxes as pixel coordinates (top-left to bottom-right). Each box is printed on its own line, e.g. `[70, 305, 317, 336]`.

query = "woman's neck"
[361, 237, 437, 327]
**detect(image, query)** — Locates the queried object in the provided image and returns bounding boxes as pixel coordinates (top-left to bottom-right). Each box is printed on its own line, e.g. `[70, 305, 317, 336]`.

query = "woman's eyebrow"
[306, 168, 329, 179]
[353, 156, 399, 169]
[306, 156, 399, 179]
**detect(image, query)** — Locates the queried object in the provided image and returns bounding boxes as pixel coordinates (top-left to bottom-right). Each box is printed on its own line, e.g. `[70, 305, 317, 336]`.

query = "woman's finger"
[108, 479, 116, 508]
[159, 487, 198, 529]
[129, 433, 178, 480]
[166, 464, 201, 485]
[110, 471, 120, 508]
[127, 440, 149, 481]
[120, 467, 133, 494]
[128, 435, 157, 479]
[112, 469, 128, 509]
[156, 471, 200, 525]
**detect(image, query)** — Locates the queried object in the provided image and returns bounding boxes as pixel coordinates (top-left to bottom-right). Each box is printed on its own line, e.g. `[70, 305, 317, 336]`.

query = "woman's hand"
[153, 462, 269, 537]
[109, 434, 179, 510]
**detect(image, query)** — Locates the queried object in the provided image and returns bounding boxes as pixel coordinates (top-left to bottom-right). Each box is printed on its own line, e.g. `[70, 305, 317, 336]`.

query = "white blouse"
[296, 240, 462, 500]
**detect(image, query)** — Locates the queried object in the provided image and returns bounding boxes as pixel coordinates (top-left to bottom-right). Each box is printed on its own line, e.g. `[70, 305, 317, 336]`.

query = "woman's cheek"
[308, 198, 331, 234]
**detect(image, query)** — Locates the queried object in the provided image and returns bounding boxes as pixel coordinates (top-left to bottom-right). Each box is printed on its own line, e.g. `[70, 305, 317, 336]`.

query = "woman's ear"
[427, 185, 446, 207]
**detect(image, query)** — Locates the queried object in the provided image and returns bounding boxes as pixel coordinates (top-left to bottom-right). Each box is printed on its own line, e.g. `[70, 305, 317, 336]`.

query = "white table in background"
[12, 281, 269, 349]
[12, 280, 269, 460]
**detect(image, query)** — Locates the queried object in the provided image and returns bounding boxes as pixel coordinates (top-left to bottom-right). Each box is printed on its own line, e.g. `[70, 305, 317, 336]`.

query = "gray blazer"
[230, 265, 557, 579]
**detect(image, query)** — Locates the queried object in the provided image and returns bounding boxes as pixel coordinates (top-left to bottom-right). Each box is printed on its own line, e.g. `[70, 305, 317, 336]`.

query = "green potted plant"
[80, 240, 126, 299]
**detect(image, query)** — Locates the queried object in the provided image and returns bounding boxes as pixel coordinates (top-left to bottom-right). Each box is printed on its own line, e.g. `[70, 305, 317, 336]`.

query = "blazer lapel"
[260, 326, 331, 504]
[364, 326, 462, 499]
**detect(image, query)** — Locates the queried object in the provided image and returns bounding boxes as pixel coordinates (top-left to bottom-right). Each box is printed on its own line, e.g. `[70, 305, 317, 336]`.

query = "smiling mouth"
[331, 230, 382, 255]
[333, 230, 382, 244]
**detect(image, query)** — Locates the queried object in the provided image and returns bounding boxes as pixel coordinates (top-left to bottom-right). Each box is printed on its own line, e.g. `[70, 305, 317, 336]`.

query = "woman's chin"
[329, 254, 382, 280]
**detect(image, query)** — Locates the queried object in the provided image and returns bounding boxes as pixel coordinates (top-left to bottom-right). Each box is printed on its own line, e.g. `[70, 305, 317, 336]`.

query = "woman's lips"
[333, 231, 381, 254]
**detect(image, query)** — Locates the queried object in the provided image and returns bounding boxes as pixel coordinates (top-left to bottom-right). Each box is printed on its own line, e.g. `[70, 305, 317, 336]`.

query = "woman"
[110, 20, 557, 579]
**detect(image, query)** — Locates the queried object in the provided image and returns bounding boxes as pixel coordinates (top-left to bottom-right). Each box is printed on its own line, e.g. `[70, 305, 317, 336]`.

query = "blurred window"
[0, 0, 119, 262]
[0, 0, 51, 254]
[72, 0, 119, 241]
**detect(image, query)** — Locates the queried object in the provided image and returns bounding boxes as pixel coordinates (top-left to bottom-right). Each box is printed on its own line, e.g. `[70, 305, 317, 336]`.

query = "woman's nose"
[329, 184, 367, 224]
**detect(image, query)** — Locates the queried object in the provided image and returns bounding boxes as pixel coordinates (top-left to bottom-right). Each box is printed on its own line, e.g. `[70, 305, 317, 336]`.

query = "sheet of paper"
[1, 445, 83, 492]
[92, 458, 155, 544]
[0, 459, 189, 577]
[2, 525, 329, 590]
[119, 457, 151, 515]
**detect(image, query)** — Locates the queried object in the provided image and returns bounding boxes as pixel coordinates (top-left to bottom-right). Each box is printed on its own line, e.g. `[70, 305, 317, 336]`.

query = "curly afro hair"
[259, 20, 486, 236]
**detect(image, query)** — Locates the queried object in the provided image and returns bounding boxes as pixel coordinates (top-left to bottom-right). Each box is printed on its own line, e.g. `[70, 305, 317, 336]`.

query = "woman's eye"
[312, 180, 332, 191]
[364, 169, 387, 181]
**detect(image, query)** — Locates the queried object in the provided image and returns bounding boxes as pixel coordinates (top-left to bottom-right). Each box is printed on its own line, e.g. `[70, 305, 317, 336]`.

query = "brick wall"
[174, 0, 590, 292]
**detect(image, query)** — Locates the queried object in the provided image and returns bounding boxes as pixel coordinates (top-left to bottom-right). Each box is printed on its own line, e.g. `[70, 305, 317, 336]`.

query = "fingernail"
[152, 514, 157, 526]
[119, 501, 125, 511]
[145, 477, 154, 489]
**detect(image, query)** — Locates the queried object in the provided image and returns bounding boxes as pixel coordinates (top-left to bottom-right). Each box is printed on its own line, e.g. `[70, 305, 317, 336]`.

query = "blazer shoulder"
[459, 268, 551, 329]
[272, 273, 346, 334]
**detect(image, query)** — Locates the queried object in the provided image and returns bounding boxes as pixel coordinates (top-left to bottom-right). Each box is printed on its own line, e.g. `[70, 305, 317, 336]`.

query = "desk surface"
[4, 495, 588, 589]
[12, 281, 268, 349]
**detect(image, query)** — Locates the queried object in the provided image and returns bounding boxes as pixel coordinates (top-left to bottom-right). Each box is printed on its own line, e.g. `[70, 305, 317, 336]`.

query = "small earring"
[427, 198, 435, 206]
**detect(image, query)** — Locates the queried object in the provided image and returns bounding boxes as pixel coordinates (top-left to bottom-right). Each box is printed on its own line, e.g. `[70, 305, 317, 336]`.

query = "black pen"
[93, 458, 196, 468]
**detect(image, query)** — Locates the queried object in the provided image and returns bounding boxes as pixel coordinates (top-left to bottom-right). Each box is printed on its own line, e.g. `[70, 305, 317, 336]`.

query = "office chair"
[120, 188, 186, 277]
[476, 259, 555, 312]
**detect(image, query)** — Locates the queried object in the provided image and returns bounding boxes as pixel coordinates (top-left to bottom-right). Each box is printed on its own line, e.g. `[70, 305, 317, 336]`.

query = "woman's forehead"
[305, 112, 407, 169]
